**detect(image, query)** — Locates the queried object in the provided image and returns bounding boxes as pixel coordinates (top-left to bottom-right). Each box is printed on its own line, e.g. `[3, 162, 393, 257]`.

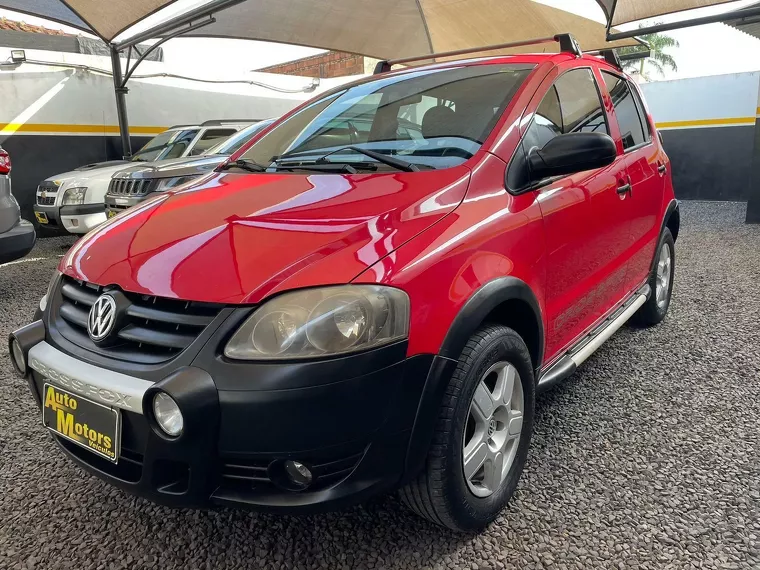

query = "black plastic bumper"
[22, 333, 448, 513]
[0, 219, 36, 264]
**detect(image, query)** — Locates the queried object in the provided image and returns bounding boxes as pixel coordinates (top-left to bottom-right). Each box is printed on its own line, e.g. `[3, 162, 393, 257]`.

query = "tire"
[631, 227, 675, 327]
[400, 325, 535, 532]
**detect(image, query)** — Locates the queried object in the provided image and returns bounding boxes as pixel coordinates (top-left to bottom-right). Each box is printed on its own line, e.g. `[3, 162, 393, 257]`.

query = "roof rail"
[373, 33, 582, 74]
[200, 119, 257, 126]
[588, 48, 651, 70]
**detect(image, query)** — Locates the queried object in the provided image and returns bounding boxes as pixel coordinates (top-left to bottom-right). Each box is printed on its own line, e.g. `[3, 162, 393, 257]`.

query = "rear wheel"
[400, 325, 535, 532]
[632, 227, 675, 327]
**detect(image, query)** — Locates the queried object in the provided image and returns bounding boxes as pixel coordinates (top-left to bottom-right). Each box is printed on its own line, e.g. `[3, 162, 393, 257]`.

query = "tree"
[617, 25, 679, 81]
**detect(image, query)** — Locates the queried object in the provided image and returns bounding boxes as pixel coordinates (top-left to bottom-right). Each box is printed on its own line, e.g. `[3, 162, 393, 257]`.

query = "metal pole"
[606, 6, 760, 41]
[110, 46, 132, 158]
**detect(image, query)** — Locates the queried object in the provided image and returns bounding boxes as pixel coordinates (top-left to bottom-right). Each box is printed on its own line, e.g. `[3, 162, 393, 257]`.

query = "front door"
[522, 66, 633, 361]
[600, 72, 667, 289]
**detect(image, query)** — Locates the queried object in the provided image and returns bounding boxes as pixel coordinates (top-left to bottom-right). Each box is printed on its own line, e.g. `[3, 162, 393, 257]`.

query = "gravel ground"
[1, 201, 759, 570]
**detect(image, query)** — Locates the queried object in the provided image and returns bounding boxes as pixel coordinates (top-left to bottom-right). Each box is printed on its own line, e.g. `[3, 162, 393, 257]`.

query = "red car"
[11, 37, 678, 532]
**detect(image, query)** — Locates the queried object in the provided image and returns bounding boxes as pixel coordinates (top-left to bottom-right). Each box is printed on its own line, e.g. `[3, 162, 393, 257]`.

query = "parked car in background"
[105, 119, 275, 218]
[0, 146, 35, 264]
[33, 120, 251, 235]
[13, 44, 679, 532]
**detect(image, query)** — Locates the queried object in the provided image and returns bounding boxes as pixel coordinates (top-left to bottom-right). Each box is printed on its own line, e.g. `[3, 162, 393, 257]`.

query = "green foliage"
[617, 24, 679, 80]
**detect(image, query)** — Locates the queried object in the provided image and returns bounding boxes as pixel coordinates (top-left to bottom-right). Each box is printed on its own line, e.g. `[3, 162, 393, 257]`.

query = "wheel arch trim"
[439, 276, 544, 369]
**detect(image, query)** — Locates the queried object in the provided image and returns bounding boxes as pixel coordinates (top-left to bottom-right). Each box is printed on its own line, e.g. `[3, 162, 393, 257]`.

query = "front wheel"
[632, 227, 675, 327]
[400, 325, 535, 532]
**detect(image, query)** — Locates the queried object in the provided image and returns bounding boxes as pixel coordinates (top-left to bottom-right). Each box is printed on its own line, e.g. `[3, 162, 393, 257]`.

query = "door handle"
[617, 183, 632, 195]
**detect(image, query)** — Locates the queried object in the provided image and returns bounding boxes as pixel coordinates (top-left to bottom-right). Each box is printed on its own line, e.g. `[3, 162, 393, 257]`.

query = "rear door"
[514, 64, 633, 360]
[600, 71, 665, 290]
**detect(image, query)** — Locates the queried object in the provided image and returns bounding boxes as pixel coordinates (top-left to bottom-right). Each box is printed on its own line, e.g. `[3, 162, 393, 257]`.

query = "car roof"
[332, 52, 627, 95]
[166, 120, 255, 130]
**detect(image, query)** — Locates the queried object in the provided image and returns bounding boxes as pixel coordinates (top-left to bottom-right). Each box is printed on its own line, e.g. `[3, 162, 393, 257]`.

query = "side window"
[524, 86, 562, 150]
[511, 68, 609, 191]
[161, 129, 199, 160]
[629, 82, 652, 141]
[524, 68, 608, 151]
[190, 128, 237, 155]
[602, 71, 648, 151]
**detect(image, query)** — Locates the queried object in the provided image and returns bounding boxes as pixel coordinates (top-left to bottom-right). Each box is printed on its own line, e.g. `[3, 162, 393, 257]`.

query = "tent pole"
[606, 6, 760, 40]
[110, 45, 132, 159]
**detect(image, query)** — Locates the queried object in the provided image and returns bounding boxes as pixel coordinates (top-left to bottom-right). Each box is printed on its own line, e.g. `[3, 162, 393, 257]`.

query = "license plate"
[42, 383, 120, 463]
[107, 210, 117, 219]
[35, 211, 49, 224]
[114, 198, 129, 206]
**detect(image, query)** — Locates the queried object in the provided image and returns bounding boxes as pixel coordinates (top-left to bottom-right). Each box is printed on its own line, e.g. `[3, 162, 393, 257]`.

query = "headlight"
[155, 175, 198, 191]
[62, 187, 87, 205]
[224, 285, 409, 360]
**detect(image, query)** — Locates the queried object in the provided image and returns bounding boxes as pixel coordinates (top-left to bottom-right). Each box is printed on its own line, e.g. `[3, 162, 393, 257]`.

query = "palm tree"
[617, 25, 679, 81]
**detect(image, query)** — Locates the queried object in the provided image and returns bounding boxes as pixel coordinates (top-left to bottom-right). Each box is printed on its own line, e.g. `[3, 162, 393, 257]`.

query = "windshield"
[238, 64, 534, 171]
[205, 120, 275, 156]
[131, 129, 199, 162]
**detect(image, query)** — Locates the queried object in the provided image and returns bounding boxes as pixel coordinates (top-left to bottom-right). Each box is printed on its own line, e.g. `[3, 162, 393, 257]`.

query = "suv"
[33, 121, 250, 235]
[0, 146, 35, 264]
[11, 40, 678, 532]
[104, 119, 276, 218]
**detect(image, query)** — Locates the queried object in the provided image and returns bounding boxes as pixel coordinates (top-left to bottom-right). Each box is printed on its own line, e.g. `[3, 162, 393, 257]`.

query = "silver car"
[0, 145, 35, 264]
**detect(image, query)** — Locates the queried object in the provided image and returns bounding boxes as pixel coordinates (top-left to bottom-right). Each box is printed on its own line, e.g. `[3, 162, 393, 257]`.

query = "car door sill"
[537, 283, 651, 392]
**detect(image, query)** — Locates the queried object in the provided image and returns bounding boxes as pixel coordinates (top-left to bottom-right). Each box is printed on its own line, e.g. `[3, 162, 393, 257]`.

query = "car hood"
[75, 160, 130, 171]
[48, 163, 141, 188]
[112, 155, 226, 180]
[61, 168, 471, 304]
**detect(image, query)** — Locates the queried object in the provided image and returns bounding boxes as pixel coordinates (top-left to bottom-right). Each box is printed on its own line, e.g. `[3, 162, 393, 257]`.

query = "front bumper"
[14, 320, 443, 513]
[34, 203, 107, 234]
[0, 219, 36, 264]
[60, 204, 107, 234]
[105, 193, 148, 216]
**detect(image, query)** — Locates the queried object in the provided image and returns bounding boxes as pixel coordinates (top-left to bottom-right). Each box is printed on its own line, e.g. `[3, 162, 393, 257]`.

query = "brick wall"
[258, 51, 366, 78]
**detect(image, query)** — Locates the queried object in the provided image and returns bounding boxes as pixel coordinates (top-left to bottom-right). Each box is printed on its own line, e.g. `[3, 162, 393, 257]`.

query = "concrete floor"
[0, 201, 758, 570]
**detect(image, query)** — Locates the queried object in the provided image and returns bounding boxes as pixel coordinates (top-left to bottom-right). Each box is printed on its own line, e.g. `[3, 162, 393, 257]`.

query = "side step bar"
[537, 284, 651, 392]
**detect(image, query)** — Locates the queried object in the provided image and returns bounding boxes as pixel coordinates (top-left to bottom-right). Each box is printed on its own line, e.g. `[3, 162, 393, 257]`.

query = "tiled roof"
[0, 18, 68, 36]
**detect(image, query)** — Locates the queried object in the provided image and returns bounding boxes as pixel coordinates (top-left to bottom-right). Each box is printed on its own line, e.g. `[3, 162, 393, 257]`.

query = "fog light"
[153, 392, 183, 436]
[284, 460, 312, 489]
[10, 337, 26, 376]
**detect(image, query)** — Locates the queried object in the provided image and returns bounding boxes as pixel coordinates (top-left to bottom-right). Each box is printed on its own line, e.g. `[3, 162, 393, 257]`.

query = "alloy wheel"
[655, 243, 672, 309]
[462, 361, 524, 498]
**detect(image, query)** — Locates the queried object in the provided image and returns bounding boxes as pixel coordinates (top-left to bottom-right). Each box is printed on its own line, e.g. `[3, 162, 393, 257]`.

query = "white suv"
[33, 121, 249, 234]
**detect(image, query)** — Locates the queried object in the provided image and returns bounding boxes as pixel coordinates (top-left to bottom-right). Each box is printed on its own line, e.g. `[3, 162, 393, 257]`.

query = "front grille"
[37, 195, 55, 206]
[55, 275, 223, 363]
[58, 438, 144, 483]
[219, 450, 364, 493]
[37, 181, 59, 193]
[108, 178, 157, 197]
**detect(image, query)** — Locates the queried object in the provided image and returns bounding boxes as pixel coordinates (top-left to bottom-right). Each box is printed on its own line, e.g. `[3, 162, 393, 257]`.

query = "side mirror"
[528, 132, 617, 182]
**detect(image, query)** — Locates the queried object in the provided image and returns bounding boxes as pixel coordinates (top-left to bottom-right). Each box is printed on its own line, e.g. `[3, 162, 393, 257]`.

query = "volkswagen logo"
[88, 294, 117, 342]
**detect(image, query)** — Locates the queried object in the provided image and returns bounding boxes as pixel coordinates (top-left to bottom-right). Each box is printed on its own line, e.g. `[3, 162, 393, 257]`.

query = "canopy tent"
[0, 0, 181, 42]
[171, 0, 638, 59]
[1, 0, 638, 57]
[595, 0, 740, 26]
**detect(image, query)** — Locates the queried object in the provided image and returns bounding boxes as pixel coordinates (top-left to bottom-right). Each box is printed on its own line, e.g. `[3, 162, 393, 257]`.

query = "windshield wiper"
[275, 162, 360, 174]
[277, 146, 421, 172]
[218, 159, 268, 173]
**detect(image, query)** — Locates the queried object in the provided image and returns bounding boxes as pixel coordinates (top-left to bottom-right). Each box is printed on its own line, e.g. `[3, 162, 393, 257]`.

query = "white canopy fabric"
[1, 0, 639, 56]
[179, 0, 639, 59]
[0, 0, 178, 41]
[595, 0, 741, 26]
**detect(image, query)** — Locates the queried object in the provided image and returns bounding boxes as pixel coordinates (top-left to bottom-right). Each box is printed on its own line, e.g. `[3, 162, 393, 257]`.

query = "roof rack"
[373, 33, 582, 74]
[587, 48, 651, 70]
[200, 119, 257, 126]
